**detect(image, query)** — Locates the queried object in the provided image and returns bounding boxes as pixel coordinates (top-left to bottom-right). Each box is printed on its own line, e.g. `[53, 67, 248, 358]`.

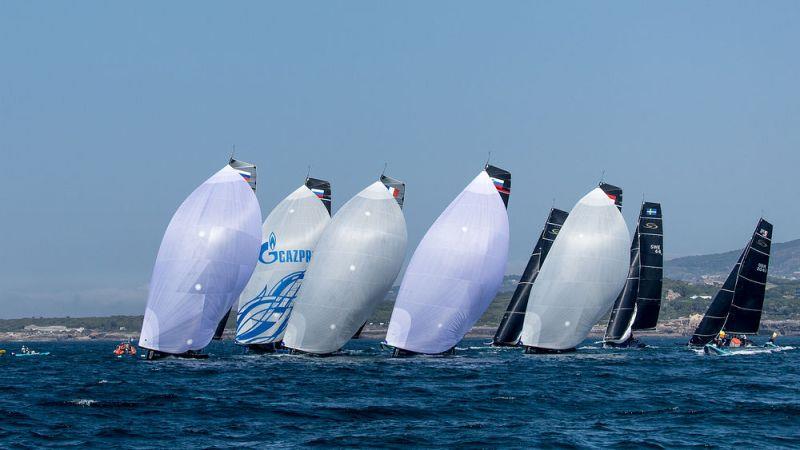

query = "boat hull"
[603, 337, 647, 349]
[143, 349, 209, 360]
[524, 346, 576, 354]
[390, 346, 456, 358]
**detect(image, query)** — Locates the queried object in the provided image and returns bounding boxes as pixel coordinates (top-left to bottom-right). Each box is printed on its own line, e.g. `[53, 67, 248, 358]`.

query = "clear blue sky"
[1, 2, 798, 318]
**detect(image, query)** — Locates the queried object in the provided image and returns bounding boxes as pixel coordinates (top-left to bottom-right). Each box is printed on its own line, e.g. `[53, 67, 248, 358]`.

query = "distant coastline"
[2, 317, 799, 342]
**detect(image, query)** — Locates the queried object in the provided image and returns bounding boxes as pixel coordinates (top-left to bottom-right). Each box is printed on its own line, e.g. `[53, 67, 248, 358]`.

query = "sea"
[1, 337, 798, 448]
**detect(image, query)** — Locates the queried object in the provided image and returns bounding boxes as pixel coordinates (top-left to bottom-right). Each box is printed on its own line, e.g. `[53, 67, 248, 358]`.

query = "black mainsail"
[599, 182, 623, 211]
[485, 164, 511, 208]
[604, 202, 663, 345]
[688, 218, 773, 346]
[492, 208, 568, 346]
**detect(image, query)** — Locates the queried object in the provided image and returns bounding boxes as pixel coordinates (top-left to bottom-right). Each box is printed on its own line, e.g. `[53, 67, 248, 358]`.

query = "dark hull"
[524, 346, 576, 354]
[144, 349, 209, 360]
[287, 348, 338, 357]
[246, 343, 282, 354]
[390, 346, 456, 358]
[603, 337, 647, 349]
[491, 341, 520, 348]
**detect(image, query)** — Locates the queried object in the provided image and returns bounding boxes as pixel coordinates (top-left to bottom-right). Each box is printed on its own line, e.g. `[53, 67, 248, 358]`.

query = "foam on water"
[0, 338, 798, 447]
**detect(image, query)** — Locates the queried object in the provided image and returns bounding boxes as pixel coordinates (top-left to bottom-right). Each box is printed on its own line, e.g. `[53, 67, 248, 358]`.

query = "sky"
[1, 2, 799, 318]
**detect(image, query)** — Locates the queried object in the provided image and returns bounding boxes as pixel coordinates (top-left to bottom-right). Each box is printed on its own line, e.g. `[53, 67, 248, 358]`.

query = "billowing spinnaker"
[283, 180, 407, 354]
[521, 187, 629, 351]
[139, 166, 262, 354]
[235, 181, 332, 345]
[386, 171, 510, 354]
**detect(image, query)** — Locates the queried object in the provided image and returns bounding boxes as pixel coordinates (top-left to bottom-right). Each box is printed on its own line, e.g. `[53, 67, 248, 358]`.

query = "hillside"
[666, 238, 800, 282]
[3, 278, 798, 335]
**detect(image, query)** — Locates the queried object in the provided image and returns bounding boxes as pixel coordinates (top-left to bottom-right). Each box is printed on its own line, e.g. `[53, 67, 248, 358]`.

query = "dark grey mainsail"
[604, 202, 663, 345]
[599, 182, 623, 211]
[492, 208, 568, 346]
[688, 218, 772, 346]
[631, 202, 664, 330]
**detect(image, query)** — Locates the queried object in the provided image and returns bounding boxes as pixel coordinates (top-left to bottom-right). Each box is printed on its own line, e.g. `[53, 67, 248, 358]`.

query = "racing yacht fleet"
[135, 158, 777, 358]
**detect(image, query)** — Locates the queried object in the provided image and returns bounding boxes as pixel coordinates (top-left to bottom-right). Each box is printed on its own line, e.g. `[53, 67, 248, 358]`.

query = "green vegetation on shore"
[2, 277, 797, 333]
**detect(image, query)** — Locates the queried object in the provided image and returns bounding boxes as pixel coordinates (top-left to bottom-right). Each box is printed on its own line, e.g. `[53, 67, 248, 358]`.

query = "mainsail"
[604, 202, 664, 344]
[689, 219, 772, 346]
[234, 177, 332, 348]
[139, 165, 262, 356]
[492, 208, 568, 346]
[385, 165, 511, 355]
[282, 176, 407, 354]
[599, 182, 623, 211]
[229, 158, 257, 192]
[520, 187, 629, 352]
[212, 158, 259, 340]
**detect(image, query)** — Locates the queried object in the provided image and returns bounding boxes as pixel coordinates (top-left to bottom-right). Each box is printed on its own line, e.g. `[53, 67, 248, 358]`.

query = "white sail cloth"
[385, 171, 509, 354]
[139, 166, 262, 354]
[235, 185, 331, 344]
[283, 181, 407, 354]
[520, 188, 629, 350]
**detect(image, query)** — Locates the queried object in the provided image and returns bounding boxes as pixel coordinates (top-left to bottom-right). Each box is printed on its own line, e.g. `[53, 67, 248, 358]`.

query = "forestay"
[283, 177, 407, 354]
[521, 187, 629, 351]
[139, 165, 262, 354]
[235, 178, 332, 345]
[386, 167, 510, 354]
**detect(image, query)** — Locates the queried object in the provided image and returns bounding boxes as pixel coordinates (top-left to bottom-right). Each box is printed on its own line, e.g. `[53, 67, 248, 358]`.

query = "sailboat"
[234, 177, 332, 353]
[688, 218, 773, 352]
[282, 175, 407, 355]
[520, 185, 629, 353]
[139, 164, 262, 359]
[385, 165, 511, 356]
[212, 158, 258, 340]
[603, 202, 664, 348]
[492, 208, 568, 346]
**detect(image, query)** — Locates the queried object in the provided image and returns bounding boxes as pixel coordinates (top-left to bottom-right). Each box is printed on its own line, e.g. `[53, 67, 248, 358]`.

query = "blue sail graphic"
[236, 271, 305, 342]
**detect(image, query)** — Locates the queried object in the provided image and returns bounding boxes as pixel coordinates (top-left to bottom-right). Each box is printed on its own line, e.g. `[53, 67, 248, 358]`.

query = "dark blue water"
[1, 338, 798, 448]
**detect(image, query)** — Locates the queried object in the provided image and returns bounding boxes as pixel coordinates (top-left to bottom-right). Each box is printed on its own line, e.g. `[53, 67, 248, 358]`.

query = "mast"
[385, 165, 511, 355]
[604, 202, 663, 343]
[688, 218, 772, 346]
[493, 208, 568, 346]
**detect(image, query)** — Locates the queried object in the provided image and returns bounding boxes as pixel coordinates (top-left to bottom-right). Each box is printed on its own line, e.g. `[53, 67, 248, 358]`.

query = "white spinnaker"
[520, 188, 629, 350]
[283, 181, 407, 354]
[385, 171, 509, 354]
[235, 185, 331, 344]
[139, 166, 262, 354]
